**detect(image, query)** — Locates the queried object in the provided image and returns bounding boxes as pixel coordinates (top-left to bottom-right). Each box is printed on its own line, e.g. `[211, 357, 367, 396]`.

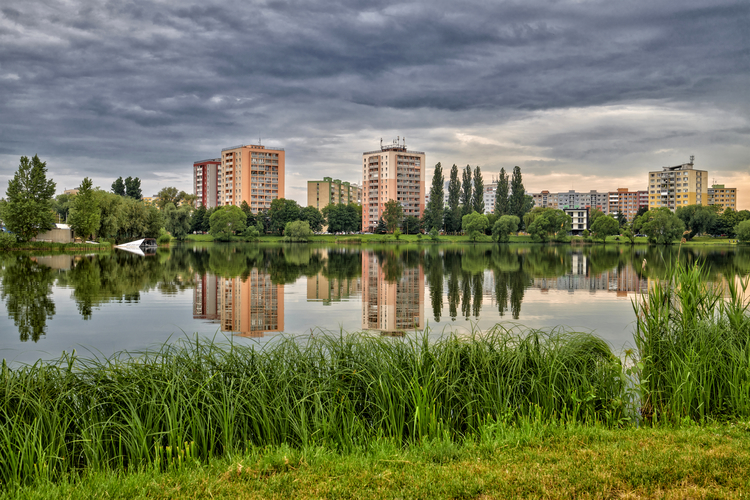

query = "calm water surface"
[1, 243, 748, 364]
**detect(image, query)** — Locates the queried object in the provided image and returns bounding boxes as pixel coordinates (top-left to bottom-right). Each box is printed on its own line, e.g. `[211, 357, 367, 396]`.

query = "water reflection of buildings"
[307, 273, 362, 303]
[193, 271, 284, 337]
[530, 254, 648, 296]
[361, 253, 424, 334]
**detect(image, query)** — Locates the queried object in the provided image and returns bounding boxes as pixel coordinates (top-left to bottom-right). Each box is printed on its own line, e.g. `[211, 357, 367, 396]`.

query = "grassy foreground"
[6, 423, 750, 499]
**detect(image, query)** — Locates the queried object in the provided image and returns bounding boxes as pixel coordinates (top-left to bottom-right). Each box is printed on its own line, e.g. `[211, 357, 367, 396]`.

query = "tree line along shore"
[1, 155, 749, 250]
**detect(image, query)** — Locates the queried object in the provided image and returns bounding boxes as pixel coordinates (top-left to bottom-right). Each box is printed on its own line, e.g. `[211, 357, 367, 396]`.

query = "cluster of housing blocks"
[193, 141, 738, 234]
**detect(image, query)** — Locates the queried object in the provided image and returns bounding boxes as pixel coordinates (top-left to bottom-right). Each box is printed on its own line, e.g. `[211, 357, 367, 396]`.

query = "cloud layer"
[1, 0, 748, 207]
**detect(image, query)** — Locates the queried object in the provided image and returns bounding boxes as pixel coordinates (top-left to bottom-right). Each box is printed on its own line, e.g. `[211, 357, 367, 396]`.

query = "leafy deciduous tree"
[124, 177, 142, 200]
[492, 215, 520, 243]
[590, 215, 619, 243]
[111, 177, 126, 196]
[383, 199, 404, 233]
[68, 177, 101, 240]
[4, 155, 56, 242]
[462, 211, 489, 242]
[209, 206, 247, 241]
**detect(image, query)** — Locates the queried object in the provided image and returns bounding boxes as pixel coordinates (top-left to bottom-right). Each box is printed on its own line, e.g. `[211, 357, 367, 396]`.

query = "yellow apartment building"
[219, 143, 285, 212]
[647, 157, 709, 210]
[707, 184, 738, 210]
[307, 177, 362, 210]
[362, 138, 425, 232]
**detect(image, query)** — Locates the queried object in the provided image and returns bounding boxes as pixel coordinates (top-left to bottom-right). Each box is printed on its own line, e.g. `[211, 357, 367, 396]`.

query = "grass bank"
[6, 423, 750, 499]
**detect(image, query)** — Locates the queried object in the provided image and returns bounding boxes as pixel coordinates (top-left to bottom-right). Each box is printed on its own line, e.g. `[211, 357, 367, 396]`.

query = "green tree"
[374, 217, 388, 234]
[615, 211, 627, 228]
[461, 165, 472, 216]
[676, 204, 718, 239]
[4, 155, 56, 242]
[164, 202, 192, 240]
[156, 186, 184, 210]
[462, 211, 489, 242]
[209, 205, 247, 241]
[68, 177, 101, 240]
[383, 199, 403, 233]
[401, 215, 420, 234]
[51, 193, 75, 223]
[634, 208, 685, 245]
[300, 205, 324, 232]
[472, 165, 485, 214]
[526, 208, 571, 242]
[269, 198, 301, 235]
[492, 215, 520, 243]
[284, 220, 313, 242]
[111, 177, 126, 196]
[508, 166, 527, 223]
[494, 167, 509, 216]
[425, 162, 444, 231]
[589, 207, 605, 225]
[622, 227, 635, 245]
[191, 205, 207, 233]
[447, 164, 462, 233]
[124, 176, 142, 200]
[590, 215, 619, 243]
[736, 220, 750, 243]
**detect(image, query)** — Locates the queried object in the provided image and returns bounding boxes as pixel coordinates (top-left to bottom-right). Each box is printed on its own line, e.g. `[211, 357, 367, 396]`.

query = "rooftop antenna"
[689, 155, 694, 165]
[380, 137, 383, 148]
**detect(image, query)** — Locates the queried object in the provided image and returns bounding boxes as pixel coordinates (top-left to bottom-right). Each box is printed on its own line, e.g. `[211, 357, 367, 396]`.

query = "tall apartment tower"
[219, 143, 285, 212]
[307, 177, 362, 210]
[362, 138, 425, 232]
[193, 158, 221, 208]
[647, 157, 708, 211]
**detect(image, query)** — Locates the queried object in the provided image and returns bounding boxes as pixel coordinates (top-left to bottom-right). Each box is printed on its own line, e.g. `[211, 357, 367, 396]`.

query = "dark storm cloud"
[0, 0, 748, 200]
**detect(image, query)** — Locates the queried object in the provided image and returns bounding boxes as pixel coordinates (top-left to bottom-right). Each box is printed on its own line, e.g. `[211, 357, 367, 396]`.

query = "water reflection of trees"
[0, 256, 56, 342]
[3, 243, 748, 343]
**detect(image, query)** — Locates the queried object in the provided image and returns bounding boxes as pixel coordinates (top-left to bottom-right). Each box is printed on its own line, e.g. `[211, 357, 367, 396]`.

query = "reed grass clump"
[0, 327, 626, 486]
[633, 264, 750, 422]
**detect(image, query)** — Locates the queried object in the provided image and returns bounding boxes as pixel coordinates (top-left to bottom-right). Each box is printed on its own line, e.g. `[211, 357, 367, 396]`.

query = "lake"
[1, 243, 748, 364]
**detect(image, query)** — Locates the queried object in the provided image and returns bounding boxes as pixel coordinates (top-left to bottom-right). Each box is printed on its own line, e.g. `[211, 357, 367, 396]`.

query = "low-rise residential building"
[307, 177, 362, 210]
[563, 208, 589, 235]
[707, 185, 738, 210]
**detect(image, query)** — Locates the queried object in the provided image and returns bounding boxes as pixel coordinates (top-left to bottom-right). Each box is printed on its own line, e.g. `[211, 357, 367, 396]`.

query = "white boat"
[115, 238, 157, 256]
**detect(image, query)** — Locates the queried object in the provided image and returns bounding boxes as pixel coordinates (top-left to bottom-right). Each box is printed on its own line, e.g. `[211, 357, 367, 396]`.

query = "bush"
[284, 220, 313, 242]
[393, 228, 402, 240]
[0, 231, 17, 251]
[429, 228, 440, 241]
[156, 229, 172, 245]
[736, 220, 750, 243]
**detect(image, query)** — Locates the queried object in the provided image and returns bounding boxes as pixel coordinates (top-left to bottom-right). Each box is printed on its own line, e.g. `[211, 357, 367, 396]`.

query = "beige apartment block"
[707, 185, 738, 210]
[361, 252, 424, 334]
[362, 138, 425, 232]
[219, 143, 285, 212]
[307, 177, 362, 210]
[647, 157, 708, 210]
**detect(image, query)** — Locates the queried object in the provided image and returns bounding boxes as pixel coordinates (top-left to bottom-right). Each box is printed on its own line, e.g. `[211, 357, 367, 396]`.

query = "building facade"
[219, 143, 285, 212]
[707, 185, 738, 210]
[193, 158, 221, 208]
[362, 138, 425, 232]
[307, 177, 362, 210]
[647, 157, 708, 211]
[608, 188, 644, 221]
[563, 208, 589, 235]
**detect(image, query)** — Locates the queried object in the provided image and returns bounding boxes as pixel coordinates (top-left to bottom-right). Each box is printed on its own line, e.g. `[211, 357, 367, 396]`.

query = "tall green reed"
[0, 327, 625, 486]
[633, 263, 750, 422]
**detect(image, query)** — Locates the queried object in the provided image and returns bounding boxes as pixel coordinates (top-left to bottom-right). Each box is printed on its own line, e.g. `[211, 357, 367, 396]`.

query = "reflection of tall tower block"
[361, 253, 424, 334]
[219, 269, 284, 338]
[193, 274, 219, 320]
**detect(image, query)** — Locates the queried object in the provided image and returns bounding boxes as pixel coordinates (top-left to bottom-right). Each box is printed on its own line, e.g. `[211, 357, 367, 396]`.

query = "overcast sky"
[1, 0, 748, 209]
